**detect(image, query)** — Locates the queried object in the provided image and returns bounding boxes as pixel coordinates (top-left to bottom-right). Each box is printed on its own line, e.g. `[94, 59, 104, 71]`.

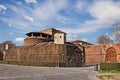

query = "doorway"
[105, 47, 117, 62]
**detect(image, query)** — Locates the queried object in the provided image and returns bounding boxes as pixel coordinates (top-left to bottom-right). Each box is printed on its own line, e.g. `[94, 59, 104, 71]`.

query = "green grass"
[0, 60, 58, 67]
[100, 62, 120, 72]
[99, 70, 120, 73]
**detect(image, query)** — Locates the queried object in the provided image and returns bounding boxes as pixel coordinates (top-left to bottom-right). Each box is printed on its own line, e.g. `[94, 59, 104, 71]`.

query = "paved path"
[0, 64, 99, 80]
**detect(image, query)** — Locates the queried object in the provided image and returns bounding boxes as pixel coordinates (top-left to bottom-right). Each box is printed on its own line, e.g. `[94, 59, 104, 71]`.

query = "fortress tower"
[24, 28, 66, 45]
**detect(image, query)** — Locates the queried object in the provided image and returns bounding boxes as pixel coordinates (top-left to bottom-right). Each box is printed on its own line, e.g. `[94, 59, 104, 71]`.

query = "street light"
[58, 53, 60, 67]
[81, 52, 84, 67]
[99, 48, 102, 63]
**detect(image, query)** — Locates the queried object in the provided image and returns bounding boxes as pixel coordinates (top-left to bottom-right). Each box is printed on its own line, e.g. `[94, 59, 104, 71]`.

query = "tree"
[112, 22, 120, 43]
[97, 35, 111, 44]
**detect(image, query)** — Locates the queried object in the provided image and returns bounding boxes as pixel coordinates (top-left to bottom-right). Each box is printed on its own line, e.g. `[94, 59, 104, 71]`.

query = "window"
[60, 36, 62, 38]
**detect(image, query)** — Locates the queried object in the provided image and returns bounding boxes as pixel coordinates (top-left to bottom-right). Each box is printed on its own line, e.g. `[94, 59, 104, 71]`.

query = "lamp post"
[99, 48, 102, 63]
[58, 53, 60, 67]
[81, 52, 84, 67]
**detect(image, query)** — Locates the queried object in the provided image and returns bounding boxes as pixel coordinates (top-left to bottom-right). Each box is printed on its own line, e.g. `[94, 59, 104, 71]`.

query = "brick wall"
[85, 43, 120, 66]
[4, 44, 82, 67]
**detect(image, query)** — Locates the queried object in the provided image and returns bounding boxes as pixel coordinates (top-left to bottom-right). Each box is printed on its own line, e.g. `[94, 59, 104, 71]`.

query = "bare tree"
[112, 22, 120, 42]
[97, 35, 111, 44]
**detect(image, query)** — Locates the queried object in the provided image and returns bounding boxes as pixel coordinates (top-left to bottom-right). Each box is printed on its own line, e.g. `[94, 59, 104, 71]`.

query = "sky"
[0, 0, 120, 45]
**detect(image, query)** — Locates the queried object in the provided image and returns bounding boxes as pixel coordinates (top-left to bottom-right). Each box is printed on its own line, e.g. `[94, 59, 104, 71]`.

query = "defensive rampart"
[4, 44, 82, 67]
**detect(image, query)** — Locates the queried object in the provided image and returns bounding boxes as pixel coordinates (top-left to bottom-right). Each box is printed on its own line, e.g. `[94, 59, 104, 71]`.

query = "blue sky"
[0, 0, 120, 45]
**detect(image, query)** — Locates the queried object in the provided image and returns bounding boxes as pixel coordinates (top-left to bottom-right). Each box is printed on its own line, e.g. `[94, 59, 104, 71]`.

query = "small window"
[60, 36, 62, 38]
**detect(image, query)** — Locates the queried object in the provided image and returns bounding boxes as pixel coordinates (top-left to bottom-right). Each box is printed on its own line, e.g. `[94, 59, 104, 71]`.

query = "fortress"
[24, 28, 66, 45]
[3, 28, 86, 67]
[2, 28, 120, 67]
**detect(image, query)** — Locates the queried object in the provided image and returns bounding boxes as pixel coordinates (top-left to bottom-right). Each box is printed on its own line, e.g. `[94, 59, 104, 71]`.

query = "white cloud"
[0, 0, 68, 32]
[15, 37, 24, 42]
[63, 0, 120, 34]
[75, 0, 88, 13]
[82, 39, 88, 42]
[9, 22, 12, 27]
[33, 0, 68, 21]
[1, 0, 120, 39]
[87, 1, 120, 26]
[23, 15, 34, 22]
[25, 0, 37, 3]
[57, 15, 70, 24]
[67, 34, 78, 41]
[89, 1, 120, 20]
[9, 32, 14, 35]
[0, 4, 7, 11]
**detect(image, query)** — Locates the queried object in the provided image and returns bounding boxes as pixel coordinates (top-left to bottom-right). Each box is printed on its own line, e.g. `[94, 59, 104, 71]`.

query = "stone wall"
[85, 44, 120, 66]
[24, 38, 50, 46]
[4, 44, 82, 67]
[0, 51, 3, 60]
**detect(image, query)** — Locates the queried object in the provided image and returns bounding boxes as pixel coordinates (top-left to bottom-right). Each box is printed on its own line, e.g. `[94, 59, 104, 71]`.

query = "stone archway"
[105, 47, 117, 62]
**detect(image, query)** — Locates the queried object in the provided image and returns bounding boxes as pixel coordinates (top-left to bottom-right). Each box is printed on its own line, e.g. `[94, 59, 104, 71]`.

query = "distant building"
[0, 41, 15, 60]
[71, 40, 93, 47]
[0, 41, 16, 51]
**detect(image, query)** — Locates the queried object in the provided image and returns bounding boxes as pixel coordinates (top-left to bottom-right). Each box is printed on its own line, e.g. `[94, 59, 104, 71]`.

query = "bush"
[100, 62, 120, 71]
[0, 60, 58, 67]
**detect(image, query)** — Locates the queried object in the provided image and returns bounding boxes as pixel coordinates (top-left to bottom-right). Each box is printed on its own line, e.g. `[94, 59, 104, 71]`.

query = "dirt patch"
[98, 74, 120, 80]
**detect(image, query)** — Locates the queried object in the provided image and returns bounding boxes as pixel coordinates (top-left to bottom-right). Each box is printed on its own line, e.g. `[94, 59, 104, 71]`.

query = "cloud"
[82, 39, 88, 42]
[0, 0, 68, 32]
[89, 1, 120, 20]
[15, 37, 24, 42]
[33, 0, 68, 21]
[9, 32, 14, 35]
[9, 22, 12, 27]
[23, 15, 34, 22]
[75, 0, 88, 13]
[87, 0, 120, 26]
[25, 0, 37, 3]
[0, 4, 7, 11]
[1, 0, 120, 41]
[57, 15, 70, 24]
[67, 34, 78, 41]
[62, 0, 120, 34]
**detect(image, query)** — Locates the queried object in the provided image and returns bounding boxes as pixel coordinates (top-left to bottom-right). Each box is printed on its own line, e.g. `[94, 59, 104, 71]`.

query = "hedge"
[0, 60, 59, 67]
[100, 62, 120, 71]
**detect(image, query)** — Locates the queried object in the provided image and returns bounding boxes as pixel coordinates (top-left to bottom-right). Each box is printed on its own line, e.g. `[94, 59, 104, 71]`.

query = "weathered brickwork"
[4, 44, 82, 67]
[85, 44, 120, 66]
[24, 38, 51, 46]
